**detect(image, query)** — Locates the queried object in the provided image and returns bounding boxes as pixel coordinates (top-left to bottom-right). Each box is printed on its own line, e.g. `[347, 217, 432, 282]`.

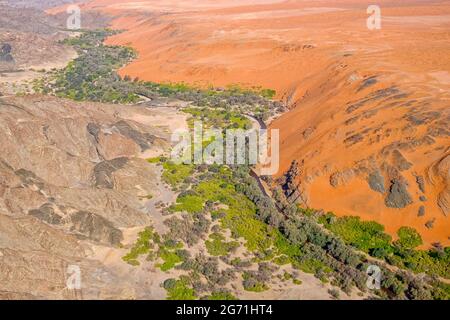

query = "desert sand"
[50, 0, 450, 246]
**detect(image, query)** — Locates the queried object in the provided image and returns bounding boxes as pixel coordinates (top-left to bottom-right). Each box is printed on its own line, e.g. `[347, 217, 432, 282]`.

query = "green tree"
[395, 227, 423, 250]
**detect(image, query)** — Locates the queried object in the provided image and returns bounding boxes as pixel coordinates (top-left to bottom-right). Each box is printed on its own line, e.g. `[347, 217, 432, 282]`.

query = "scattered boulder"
[419, 195, 427, 202]
[385, 179, 413, 208]
[418, 206, 425, 217]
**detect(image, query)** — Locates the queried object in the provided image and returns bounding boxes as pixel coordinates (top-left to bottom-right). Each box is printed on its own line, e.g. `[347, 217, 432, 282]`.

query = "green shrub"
[205, 233, 240, 256]
[122, 227, 155, 266]
[158, 249, 184, 272]
[162, 161, 194, 188]
[206, 291, 238, 300]
[242, 272, 269, 292]
[321, 215, 392, 253]
[165, 277, 196, 300]
[395, 227, 423, 250]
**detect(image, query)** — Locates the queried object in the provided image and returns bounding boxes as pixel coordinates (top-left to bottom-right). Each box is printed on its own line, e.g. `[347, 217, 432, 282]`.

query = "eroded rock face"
[368, 170, 385, 194]
[0, 95, 177, 299]
[282, 160, 305, 204]
[29, 203, 63, 225]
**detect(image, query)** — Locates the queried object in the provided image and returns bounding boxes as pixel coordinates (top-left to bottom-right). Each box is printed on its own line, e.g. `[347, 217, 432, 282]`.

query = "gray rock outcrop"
[0, 43, 14, 62]
[385, 178, 413, 208]
[368, 170, 385, 194]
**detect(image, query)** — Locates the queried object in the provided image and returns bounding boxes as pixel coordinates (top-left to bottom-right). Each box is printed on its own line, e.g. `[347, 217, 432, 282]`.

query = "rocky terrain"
[0, 94, 190, 299]
[61, 0, 450, 247]
[0, 13, 190, 296]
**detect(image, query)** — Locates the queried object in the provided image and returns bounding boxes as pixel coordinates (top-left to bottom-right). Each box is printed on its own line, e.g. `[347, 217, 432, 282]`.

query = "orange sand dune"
[53, 0, 450, 246]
